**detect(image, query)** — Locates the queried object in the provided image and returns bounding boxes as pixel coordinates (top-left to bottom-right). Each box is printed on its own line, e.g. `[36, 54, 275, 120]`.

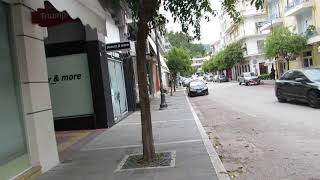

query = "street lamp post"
[155, 28, 168, 109]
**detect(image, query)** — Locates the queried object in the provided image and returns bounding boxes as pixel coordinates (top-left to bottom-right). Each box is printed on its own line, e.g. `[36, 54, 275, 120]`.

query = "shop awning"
[147, 36, 170, 73]
[264, 59, 275, 66]
[160, 55, 170, 73]
[48, 0, 107, 34]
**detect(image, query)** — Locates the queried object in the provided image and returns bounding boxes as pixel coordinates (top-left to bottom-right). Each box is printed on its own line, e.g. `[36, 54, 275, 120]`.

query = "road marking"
[81, 139, 202, 151]
[185, 92, 231, 180]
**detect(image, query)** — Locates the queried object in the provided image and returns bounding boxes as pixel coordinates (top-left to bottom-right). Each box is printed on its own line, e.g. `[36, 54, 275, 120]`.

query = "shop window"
[303, 51, 313, 67]
[257, 40, 265, 54]
[47, 53, 94, 119]
[304, 58, 313, 67]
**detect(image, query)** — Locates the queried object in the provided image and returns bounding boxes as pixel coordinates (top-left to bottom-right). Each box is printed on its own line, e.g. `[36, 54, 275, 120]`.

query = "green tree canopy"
[222, 42, 244, 69]
[167, 31, 206, 58]
[202, 43, 243, 73]
[264, 27, 307, 60]
[166, 47, 192, 75]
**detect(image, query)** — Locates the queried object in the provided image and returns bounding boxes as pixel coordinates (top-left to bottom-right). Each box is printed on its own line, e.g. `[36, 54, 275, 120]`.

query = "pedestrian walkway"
[38, 91, 222, 180]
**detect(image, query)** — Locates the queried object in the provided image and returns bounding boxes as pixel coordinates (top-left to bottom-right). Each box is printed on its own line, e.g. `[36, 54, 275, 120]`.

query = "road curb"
[185, 93, 231, 180]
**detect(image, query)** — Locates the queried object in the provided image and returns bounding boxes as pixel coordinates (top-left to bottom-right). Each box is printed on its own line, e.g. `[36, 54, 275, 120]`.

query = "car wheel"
[206, 91, 209, 95]
[239, 82, 242, 85]
[276, 89, 286, 103]
[308, 90, 320, 108]
[245, 82, 249, 86]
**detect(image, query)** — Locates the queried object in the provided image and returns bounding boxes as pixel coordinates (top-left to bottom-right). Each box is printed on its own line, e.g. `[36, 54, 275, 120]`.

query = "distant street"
[189, 82, 320, 180]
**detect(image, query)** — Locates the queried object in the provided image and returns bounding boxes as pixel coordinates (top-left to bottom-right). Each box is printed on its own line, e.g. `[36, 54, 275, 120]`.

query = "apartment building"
[219, 0, 272, 80]
[263, 0, 320, 77]
[191, 56, 211, 71]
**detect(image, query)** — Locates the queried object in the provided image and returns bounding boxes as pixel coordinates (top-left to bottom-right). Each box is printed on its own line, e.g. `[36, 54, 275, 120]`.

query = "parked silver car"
[238, 72, 261, 86]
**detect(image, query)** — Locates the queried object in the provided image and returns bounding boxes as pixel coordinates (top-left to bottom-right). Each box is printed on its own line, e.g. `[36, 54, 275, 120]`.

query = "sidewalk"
[38, 91, 223, 180]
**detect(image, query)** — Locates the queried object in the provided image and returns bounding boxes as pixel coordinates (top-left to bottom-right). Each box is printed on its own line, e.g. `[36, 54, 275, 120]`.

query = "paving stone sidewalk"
[38, 91, 220, 180]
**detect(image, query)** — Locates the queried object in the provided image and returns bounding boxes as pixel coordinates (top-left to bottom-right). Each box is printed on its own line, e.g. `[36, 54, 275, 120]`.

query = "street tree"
[264, 26, 307, 70]
[222, 42, 244, 69]
[202, 60, 210, 73]
[167, 31, 206, 57]
[214, 51, 226, 72]
[203, 43, 242, 74]
[166, 47, 191, 94]
[125, 0, 264, 162]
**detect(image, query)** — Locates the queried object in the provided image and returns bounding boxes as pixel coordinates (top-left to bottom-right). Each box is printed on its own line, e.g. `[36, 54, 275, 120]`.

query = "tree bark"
[170, 75, 173, 96]
[287, 59, 290, 70]
[136, 1, 156, 162]
[173, 74, 176, 92]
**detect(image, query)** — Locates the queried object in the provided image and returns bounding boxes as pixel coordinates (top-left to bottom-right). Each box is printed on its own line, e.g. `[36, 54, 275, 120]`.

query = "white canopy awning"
[147, 36, 170, 73]
[48, 0, 107, 34]
[160, 55, 170, 73]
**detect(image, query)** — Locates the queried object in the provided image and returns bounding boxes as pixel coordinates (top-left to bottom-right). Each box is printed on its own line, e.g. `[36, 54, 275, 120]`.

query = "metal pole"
[155, 28, 168, 109]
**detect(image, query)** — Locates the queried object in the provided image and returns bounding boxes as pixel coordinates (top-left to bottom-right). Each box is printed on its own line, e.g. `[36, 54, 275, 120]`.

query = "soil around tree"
[118, 151, 175, 170]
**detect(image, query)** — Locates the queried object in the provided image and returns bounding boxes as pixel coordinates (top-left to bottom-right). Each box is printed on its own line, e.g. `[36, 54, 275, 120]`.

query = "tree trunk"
[170, 75, 173, 96]
[173, 74, 176, 92]
[287, 59, 290, 70]
[170, 75, 174, 96]
[136, 8, 155, 162]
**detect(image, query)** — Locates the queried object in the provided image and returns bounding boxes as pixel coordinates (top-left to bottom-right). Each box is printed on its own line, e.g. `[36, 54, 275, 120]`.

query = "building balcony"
[306, 31, 320, 45]
[260, 17, 283, 31]
[284, 0, 313, 17]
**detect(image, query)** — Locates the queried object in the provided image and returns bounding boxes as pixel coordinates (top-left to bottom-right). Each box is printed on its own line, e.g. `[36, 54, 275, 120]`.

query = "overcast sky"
[161, 0, 222, 45]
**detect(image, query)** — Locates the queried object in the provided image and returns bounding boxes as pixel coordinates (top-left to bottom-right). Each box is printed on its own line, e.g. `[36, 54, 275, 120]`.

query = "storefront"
[0, 0, 135, 178]
[0, 2, 30, 179]
[44, 1, 133, 130]
[107, 54, 128, 122]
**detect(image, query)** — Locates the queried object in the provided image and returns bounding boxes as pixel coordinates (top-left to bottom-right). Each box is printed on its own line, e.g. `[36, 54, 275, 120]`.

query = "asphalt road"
[189, 82, 320, 180]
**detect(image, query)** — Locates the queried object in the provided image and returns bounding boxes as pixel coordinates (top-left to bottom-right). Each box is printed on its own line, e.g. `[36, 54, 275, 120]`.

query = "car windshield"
[303, 69, 320, 82]
[190, 81, 205, 87]
[243, 72, 255, 77]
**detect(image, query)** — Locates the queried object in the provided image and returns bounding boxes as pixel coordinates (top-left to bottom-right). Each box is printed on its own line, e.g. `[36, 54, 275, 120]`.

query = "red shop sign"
[32, 8, 78, 27]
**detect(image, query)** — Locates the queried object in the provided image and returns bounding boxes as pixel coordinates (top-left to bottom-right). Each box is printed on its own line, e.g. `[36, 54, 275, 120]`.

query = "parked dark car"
[275, 68, 320, 108]
[187, 80, 209, 97]
[217, 74, 229, 83]
[238, 72, 261, 85]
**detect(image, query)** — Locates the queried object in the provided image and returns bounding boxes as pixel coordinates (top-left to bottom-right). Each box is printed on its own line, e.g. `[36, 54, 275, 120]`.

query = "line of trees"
[125, 0, 264, 163]
[202, 42, 244, 73]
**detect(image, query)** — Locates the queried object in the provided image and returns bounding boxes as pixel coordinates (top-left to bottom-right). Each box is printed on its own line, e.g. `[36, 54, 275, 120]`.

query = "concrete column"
[10, 0, 59, 172]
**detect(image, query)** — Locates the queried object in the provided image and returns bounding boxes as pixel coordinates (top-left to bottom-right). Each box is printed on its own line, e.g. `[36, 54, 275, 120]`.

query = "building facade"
[263, 0, 320, 78]
[191, 56, 211, 71]
[219, 0, 271, 80]
[0, 0, 138, 179]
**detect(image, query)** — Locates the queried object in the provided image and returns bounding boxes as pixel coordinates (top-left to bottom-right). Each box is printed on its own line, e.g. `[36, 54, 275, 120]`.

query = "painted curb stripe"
[185, 92, 231, 180]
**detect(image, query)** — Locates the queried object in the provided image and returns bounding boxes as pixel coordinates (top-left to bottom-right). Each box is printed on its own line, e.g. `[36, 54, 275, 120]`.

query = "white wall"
[245, 36, 267, 55]
[105, 11, 120, 43]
